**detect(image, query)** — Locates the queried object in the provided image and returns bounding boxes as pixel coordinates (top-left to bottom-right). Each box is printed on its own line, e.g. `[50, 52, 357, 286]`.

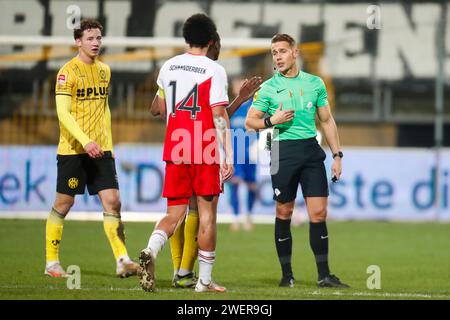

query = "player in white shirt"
[139, 14, 233, 293]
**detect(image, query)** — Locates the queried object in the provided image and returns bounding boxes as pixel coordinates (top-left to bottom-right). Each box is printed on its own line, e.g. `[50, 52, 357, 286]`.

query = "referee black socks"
[275, 217, 293, 278]
[309, 221, 330, 280]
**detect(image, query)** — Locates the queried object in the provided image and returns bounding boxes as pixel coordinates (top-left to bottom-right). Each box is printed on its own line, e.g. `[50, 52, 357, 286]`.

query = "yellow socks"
[180, 209, 199, 273]
[103, 212, 128, 260]
[170, 209, 200, 276]
[46, 210, 129, 265]
[170, 219, 185, 274]
[45, 208, 65, 264]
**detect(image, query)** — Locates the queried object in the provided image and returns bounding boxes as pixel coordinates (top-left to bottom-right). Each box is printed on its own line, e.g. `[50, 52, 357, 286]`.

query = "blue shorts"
[234, 163, 257, 183]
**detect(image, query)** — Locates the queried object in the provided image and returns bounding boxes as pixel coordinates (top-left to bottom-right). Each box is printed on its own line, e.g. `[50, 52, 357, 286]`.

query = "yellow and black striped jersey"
[55, 56, 111, 155]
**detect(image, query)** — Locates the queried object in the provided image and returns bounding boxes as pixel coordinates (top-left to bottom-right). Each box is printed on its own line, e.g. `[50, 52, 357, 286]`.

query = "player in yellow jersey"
[44, 19, 139, 278]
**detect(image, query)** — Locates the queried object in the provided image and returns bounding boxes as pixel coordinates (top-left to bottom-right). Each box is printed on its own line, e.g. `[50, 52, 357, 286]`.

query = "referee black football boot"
[317, 274, 349, 288]
[279, 275, 295, 288]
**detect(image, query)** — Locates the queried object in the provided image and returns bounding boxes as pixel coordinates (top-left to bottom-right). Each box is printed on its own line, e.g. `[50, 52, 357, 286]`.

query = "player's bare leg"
[194, 195, 225, 293]
[53, 193, 75, 216]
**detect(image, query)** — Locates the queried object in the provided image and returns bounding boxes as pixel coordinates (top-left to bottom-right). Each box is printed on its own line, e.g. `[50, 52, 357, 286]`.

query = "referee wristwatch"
[332, 151, 343, 159]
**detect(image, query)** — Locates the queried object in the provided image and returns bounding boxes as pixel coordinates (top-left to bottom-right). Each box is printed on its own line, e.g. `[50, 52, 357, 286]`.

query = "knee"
[198, 214, 215, 233]
[200, 214, 215, 229]
[166, 216, 181, 237]
[309, 206, 327, 223]
[104, 196, 121, 213]
[53, 198, 74, 215]
[111, 199, 122, 213]
[276, 205, 293, 220]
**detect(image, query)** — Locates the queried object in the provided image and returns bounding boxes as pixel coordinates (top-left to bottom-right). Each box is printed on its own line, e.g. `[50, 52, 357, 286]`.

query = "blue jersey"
[230, 99, 258, 165]
[230, 98, 252, 130]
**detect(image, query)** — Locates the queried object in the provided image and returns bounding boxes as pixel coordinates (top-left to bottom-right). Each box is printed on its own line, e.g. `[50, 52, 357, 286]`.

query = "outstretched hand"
[239, 76, 263, 101]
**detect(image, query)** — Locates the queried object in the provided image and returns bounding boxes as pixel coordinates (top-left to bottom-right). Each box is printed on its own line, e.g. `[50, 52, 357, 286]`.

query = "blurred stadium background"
[0, 0, 449, 300]
[1, 0, 449, 221]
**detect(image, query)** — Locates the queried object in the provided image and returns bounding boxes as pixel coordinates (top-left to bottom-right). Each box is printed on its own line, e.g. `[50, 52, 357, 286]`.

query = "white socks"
[147, 230, 168, 259]
[198, 250, 215, 284]
[117, 255, 131, 265]
[178, 269, 191, 277]
[46, 261, 59, 269]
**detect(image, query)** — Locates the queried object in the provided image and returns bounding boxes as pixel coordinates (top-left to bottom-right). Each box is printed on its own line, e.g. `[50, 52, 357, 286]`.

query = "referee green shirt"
[251, 71, 328, 141]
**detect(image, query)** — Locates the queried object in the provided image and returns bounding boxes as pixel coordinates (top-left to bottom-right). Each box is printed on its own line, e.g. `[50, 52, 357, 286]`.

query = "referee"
[246, 34, 349, 288]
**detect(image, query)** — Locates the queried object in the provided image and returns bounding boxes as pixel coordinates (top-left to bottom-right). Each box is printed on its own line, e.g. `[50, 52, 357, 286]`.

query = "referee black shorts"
[56, 151, 119, 196]
[270, 138, 328, 203]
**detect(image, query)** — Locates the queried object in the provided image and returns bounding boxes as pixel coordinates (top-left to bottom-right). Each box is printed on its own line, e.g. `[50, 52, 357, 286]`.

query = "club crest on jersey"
[99, 70, 106, 80]
[57, 74, 66, 85]
[306, 101, 313, 109]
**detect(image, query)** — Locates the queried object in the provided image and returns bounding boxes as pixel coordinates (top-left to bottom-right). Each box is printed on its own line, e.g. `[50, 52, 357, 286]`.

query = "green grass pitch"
[0, 219, 449, 300]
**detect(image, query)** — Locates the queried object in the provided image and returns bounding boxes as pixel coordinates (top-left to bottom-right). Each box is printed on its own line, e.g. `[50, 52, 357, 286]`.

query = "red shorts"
[163, 162, 221, 204]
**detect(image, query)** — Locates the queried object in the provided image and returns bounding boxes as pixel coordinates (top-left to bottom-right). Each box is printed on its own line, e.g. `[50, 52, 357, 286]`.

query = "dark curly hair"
[73, 19, 103, 40]
[182, 14, 217, 48]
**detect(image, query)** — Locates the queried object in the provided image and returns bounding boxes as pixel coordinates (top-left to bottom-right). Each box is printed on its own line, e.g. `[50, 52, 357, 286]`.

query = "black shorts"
[56, 151, 119, 196]
[270, 138, 328, 203]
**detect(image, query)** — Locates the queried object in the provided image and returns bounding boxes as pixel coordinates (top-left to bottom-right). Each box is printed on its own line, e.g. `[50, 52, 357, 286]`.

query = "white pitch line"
[308, 290, 450, 299]
[1, 286, 449, 299]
